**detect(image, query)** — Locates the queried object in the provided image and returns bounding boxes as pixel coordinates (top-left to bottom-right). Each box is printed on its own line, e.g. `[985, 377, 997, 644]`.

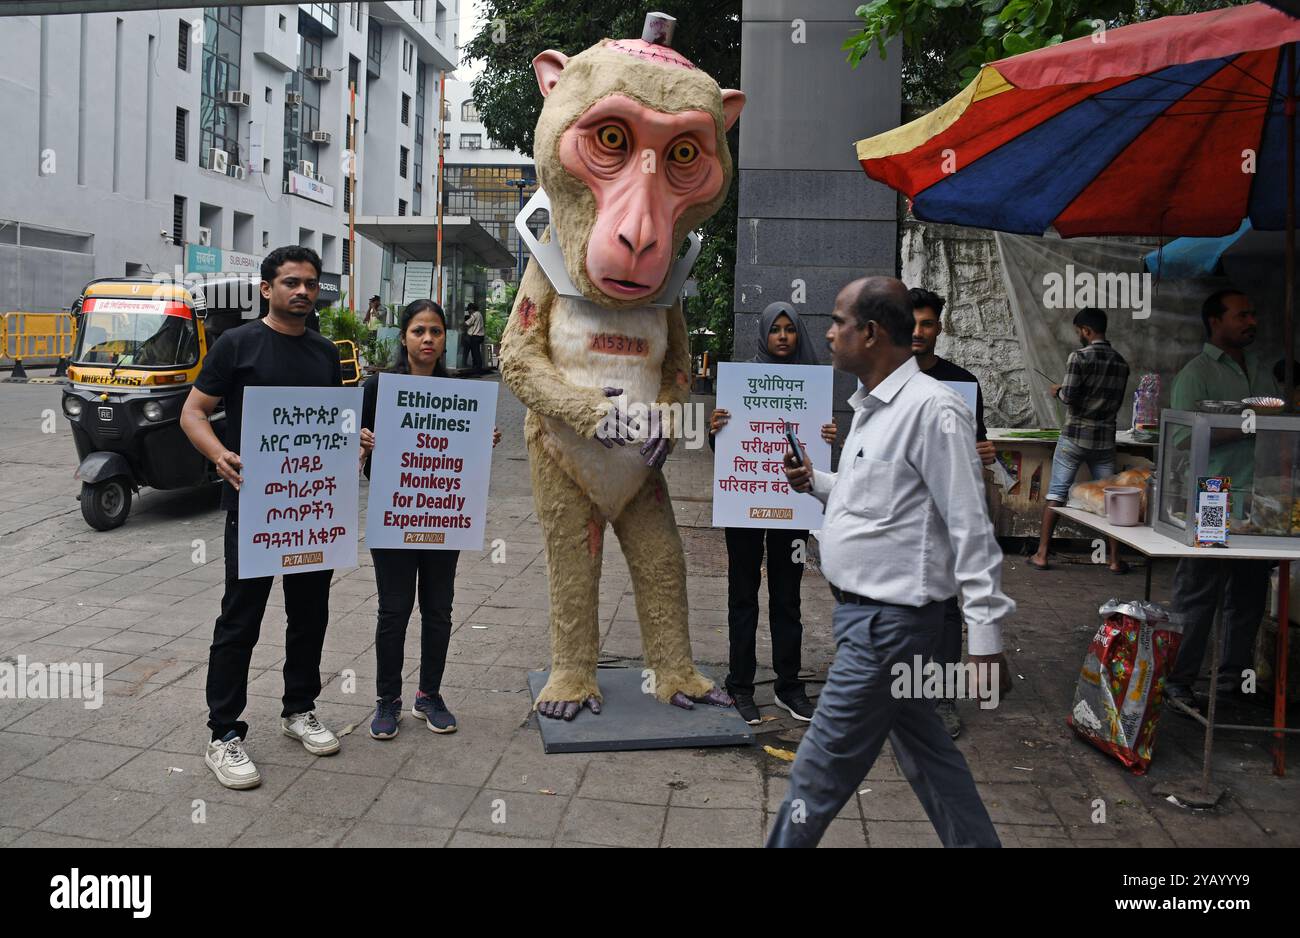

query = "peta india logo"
[50, 869, 151, 918]
[1042, 264, 1152, 319]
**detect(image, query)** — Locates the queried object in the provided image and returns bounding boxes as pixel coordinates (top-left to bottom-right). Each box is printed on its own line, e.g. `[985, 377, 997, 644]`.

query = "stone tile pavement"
[0, 375, 1295, 847]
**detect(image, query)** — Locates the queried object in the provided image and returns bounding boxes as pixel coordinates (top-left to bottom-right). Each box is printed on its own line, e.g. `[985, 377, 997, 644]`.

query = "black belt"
[830, 584, 874, 605]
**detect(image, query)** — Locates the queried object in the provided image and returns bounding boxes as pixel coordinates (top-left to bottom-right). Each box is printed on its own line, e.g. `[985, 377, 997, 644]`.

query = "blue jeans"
[765, 598, 1000, 848]
[1047, 437, 1115, 502]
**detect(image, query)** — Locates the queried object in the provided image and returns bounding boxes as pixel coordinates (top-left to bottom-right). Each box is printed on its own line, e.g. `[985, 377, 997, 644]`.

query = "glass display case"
[1153, 410, 1300, 549]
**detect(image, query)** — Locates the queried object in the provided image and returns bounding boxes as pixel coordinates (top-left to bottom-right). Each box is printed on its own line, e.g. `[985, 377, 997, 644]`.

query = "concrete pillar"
[734, 1, 902, 443]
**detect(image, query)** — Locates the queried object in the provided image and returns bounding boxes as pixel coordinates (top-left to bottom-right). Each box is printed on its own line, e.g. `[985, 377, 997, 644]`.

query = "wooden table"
[1052, 507, 1297, 788]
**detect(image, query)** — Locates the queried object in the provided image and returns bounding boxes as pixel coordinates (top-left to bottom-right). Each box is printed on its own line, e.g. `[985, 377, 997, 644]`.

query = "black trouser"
[466, 335, 484, 370]
[207, 512, 333, 742]
[1169, 557, 1271, 690]
[371, 547, 459, 701]
[724, 527, 806, 698]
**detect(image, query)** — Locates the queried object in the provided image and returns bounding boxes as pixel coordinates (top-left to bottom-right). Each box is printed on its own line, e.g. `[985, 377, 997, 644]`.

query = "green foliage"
[317, 306, 368, 348]
[464, 1, 742, 359]
[363, 335, 396, 370]
[844, 0, 1245, 115]
[485, 281, 519, 344]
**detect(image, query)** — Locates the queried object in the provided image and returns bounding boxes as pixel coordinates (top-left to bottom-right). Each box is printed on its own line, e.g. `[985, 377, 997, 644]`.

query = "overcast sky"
[456, 0, 486, 80]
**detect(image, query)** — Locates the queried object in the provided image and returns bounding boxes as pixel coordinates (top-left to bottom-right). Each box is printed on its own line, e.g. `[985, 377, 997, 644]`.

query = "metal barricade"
[334, 339, 361, 386]
[2, 312, 76, 379]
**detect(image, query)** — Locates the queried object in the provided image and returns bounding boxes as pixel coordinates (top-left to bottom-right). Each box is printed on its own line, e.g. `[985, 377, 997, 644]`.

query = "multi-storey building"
[0, 3, 508, 324]
[442, 78, 543, 287]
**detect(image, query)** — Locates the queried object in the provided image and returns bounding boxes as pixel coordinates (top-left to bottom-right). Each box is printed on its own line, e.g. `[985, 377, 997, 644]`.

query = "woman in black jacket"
[362, 299, 499, 739]
[709, 302, 837, 724]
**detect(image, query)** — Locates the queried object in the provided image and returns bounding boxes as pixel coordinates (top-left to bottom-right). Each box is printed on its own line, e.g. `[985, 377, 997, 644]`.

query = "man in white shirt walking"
[766, 276, 1014, 848]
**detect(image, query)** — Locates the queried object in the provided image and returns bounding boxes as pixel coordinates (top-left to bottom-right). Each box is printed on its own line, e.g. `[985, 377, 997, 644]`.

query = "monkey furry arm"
[499, 263, 613, 438]
[651, 301, 692, 444]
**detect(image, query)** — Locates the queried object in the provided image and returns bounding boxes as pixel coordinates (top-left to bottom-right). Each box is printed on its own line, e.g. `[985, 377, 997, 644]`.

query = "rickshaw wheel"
[80, 478, 132, 531]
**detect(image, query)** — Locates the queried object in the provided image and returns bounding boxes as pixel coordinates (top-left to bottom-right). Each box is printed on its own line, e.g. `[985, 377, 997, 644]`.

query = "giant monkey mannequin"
[500, 14, 745, 721]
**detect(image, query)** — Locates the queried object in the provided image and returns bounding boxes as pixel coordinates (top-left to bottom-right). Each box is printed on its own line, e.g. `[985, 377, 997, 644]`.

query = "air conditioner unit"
[305, 66, 331, 82]
[286, 91, 304, 106]
[228, 164, 247, 181]
[308, 130, 332, 145]
[206, 148, 229, 174]
[198, 226, 212, 247]
[298, 160, 315, 178]
[222, 89, 251, 107]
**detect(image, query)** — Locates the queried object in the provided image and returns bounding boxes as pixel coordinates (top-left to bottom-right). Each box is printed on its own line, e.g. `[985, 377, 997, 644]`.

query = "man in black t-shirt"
[181, 246, 370, 790]
[910, 287, 996, 741]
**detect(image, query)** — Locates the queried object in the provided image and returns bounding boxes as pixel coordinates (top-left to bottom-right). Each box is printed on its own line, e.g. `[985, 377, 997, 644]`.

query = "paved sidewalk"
[0, 376, 1295, 847]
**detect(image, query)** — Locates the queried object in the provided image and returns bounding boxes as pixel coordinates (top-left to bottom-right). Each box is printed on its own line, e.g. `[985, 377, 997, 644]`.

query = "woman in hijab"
[708, 302, 837, 725]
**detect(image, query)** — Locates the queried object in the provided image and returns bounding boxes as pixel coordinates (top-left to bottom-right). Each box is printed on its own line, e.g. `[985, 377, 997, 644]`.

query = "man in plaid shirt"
[1029, 307, 1130, 573]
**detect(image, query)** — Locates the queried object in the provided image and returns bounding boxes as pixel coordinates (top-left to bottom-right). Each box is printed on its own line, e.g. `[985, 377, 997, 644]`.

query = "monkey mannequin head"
[531, 30, 744, 311]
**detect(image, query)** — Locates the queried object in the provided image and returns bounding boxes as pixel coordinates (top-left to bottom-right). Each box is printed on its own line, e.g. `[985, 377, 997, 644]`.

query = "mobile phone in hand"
[784, 423, 802, 467]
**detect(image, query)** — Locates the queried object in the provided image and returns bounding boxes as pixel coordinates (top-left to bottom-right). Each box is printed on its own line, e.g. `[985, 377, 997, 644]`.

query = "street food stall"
[852, 2, 1300, 784]
[985, 427, 1154, 537]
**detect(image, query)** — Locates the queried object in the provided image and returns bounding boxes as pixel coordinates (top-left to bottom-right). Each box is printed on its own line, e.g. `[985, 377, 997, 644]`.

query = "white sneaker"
[205, 735, 262, 790]
[280, 711, 341, 755]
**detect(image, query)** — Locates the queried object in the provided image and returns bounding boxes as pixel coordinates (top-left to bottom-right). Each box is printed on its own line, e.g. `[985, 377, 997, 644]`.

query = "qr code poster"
[1195, 476, 1231, 547]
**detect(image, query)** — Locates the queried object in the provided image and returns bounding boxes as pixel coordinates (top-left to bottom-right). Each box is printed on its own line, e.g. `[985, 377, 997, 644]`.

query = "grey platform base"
[527, 668, 756, 754]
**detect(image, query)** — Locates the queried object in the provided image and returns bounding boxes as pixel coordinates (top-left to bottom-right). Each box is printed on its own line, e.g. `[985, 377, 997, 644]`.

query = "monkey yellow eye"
[597, 125, 627, 150]
[669, 141, 699, 164]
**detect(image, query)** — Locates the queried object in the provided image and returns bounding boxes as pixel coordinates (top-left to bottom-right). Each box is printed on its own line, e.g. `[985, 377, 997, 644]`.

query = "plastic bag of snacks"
[1132, 373, 1161, 430]
[1066, 600, 1182, 774]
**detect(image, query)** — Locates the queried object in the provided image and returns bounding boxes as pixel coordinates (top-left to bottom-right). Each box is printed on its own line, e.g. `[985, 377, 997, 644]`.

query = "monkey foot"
[537, 696, 602, 721]
[669, 688, 734, 710]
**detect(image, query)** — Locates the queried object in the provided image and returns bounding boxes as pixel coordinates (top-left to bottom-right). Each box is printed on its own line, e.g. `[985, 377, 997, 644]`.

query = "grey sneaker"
[413, 693, 457, 734]
[935, 700, 963, 739]
[205, 732, 262, 790]
[281, 711, 341, 755]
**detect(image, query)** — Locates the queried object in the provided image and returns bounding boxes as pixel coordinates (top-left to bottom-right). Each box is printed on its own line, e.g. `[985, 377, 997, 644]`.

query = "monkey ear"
[533, 51, 569, 98]
[720, 89, 746, 132]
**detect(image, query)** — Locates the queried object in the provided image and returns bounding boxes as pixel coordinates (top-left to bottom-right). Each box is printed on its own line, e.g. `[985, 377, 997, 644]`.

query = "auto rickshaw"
[62, 274, 362, 530]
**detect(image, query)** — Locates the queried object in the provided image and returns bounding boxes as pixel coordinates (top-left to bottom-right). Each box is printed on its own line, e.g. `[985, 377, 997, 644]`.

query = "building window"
[349, 2, 362, 30]
[299, 3, 339, 34]
[348, 54, 359, 91]
[367, 18, 382, 77]
[401, 93, 410, 125]
[399, 146, 409, 178]
[342, 235, 351, 274]
[443, 166, 540, 271]
[175, 108, 188, 161]
[342, 177, 351, 211]
[488, 138, 509, 150]
[460, 134, 481, 150]
[279, 14, 287, 30]
[172, 195, 185, 244]
[178, 20, 190, 70]
[200, 5, 242, 169]
[284, 30, 325, 185]
[414, 1, 425, 20]
[461, 100, 479, 123]
[413, 61, 426, 216]
[398, 199, 407, 216]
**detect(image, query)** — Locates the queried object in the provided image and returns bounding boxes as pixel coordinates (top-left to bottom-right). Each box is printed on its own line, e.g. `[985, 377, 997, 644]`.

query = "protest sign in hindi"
[364, 373, 498, 551]
[712, 362, 833, 530]
[238, 386, 363, 579]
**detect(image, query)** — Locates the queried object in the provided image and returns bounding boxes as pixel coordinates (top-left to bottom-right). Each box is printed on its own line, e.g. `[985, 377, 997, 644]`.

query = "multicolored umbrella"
[855, 2, 1300, 239]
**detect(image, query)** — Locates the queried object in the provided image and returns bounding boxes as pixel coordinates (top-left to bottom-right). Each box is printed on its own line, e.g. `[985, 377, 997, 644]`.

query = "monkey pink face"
[559, 94, 725, 301]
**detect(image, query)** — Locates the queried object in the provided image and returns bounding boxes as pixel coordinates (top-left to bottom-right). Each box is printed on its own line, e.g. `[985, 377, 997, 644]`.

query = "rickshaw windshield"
[74, 307, 200, 369]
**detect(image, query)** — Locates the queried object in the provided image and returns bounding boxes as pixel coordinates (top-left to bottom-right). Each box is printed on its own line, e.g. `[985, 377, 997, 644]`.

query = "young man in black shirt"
[181, 246, 369, 790]
[910, 287, 996, 739]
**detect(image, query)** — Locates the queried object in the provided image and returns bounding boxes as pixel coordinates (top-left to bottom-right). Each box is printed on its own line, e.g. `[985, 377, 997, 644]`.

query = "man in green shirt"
[1167, 288, 1280, 712]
